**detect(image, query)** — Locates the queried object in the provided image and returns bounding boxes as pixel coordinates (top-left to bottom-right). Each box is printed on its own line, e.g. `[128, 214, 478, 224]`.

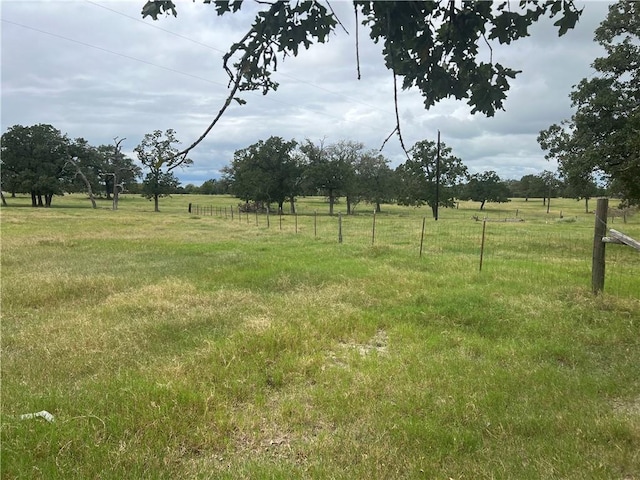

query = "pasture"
[1, 194, 639, 479]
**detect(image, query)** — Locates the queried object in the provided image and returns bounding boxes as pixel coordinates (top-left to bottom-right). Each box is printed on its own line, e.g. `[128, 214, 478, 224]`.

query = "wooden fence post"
[419, 217, 426, 258]
[338, 213, 343, 244]
[371, 211, 376, 246]
[479, 219, 487, 272]
[592, 198, 608, 294]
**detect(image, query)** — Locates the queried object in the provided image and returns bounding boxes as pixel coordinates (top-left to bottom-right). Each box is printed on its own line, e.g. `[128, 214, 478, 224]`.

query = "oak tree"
[141, 0, 583, 156]
[396, 139, 467, 218]
[538, 1, 640, 205]
[134, 129, 192, 211]
[459, 170, 511, 210]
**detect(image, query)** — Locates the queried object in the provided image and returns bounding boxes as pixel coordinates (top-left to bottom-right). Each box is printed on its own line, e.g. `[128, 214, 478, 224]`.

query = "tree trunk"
[346, 196, 352, 215]
[31, 191, 38, 207]
[37, 194, 44, 207]
[278, 200, 284, 214]
[375, 201, 381, 213]
[1, 191, 7, 206]
[154, 194, 160, 212]
[480, 199, 486, 210]
[329, 191, 335, 216]
[289, 197, 295, 214]
[113, 181, 119, 211]
[431, 203, 438, 219]
[585, 197, 589, 213]
[45, 193, 53, 207]
[68, 158, 97, 208]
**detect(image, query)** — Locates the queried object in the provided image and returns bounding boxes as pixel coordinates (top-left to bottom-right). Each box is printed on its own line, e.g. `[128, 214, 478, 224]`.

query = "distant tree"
[224, 136, 300, 213]
[134, 129, 192, 212]
[200, 178, 229, 195]
[96, 140, 141, 202]
[301, 139, 355, 216]
[325, 140, 362, 215]
[141, 171, 181, 206]
[536, 169, 561, 213]
[354, 150, 395, 213]
[518, 174, 547, 200]
[1, 124, 70, 207]
[560, 169, 603, 213]
[64, 137, 102, 208]
[538, 1, 640, 205]
[459, 171, 511, 210]
[396, 139, 467, 218]
[503, 179, 522, 198]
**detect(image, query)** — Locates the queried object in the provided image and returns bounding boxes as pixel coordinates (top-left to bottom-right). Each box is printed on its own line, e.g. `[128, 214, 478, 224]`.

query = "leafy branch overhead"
[142, 0, 582, 117]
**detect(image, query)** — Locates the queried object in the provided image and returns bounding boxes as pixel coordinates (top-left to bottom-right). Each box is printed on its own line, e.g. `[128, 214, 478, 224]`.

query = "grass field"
[1, 194, 639, 479]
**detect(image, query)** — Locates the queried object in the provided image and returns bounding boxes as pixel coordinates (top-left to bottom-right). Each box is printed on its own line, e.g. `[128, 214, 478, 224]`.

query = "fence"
[188, 203, 639, 299]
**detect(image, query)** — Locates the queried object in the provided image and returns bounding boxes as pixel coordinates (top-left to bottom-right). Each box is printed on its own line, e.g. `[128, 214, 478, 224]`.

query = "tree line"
[0, 123, 607, 215]
[0, 125, 191, 211]
[193, 136, 606, 216]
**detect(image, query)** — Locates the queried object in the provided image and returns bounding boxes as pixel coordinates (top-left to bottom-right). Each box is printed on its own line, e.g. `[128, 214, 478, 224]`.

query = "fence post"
[371, 211, 376, 246]
[479, 219, 487, 272]
[338, 213, 343, 244]
[314, 211, 317, 238]
[419, 217, 426, 258]
[592, 198, 608, 294]
[230, 205, 234, 220]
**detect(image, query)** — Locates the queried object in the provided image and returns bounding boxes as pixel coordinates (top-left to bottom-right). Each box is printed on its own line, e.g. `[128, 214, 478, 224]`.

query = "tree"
[517, 174, 547, 201]
[134, 129, 192, 212]
[96, 140, 141, 207]
[1, 124, 70, 207]
[538, 1, 640, 205]
[200, 178, 229, 195]
[325, 141, 362, 215]
[396, 139, 467, 218]
[224, 136, 300, 213]
[141, 1, 583, 157]
[65, 137, 101, 209]
[353, 150, 396, 213]
[301, 139, 355, 216]
[459, 171, 511, 210]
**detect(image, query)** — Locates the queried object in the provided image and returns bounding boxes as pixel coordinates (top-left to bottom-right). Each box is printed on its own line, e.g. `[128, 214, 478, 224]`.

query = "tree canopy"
[141, 0, 583, 156]
[223, 136, 300, 213]
[135, 129, 192, 212]
[396, 139, 467, 218]
[538, 1, 639, 205]
[1, 124, 70, 207]
[459, 170, 511, 210]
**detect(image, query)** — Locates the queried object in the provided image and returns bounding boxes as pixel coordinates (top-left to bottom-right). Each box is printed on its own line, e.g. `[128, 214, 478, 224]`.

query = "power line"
[1, 17, 394, 137]
[1, 18, 229, 88]
[84, 0, 395, 117]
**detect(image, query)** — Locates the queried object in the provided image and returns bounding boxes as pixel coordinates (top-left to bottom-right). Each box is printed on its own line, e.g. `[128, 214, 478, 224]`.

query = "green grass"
[1, 194, 639, 479]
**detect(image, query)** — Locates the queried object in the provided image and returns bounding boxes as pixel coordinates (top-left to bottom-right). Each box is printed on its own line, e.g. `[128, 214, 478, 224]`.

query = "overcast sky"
[1, 1, 612, 185]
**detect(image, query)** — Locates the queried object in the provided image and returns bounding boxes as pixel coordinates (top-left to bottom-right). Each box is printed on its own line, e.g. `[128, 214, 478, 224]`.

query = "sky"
[1, 1, 613, 186]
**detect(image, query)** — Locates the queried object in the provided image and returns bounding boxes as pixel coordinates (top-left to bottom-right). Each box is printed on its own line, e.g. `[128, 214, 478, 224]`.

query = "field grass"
[1, 193, 639, 479]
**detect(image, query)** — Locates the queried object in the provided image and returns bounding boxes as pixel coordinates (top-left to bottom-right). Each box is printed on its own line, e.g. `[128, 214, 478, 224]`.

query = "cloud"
[1, 1, 613, 184]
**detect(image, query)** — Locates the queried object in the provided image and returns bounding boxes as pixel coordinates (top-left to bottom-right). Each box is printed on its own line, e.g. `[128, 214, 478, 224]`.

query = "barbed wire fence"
[187, 202, 639, 299]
